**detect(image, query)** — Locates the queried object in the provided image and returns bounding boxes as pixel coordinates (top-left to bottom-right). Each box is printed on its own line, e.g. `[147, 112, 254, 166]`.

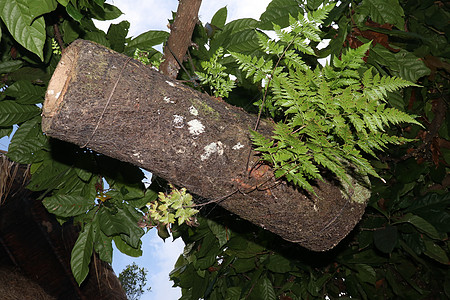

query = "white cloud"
[143, 230, 185, 300]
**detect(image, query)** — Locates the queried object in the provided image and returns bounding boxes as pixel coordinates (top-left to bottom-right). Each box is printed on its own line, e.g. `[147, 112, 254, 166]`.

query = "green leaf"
[66, 3, 83, 22]
[84, 31, 110, 47]
[98, 207, 144, 248]
[370, 46, 430, 82]
[90, 3, 122, 21]
[232, 258, 256, 273]
[358, 0, 405, 29]
[44, 195, 94, 218]
[266, 254, 292, 273]
[211, 6, 227, 28]
[0, 0, 45, 60]
[107, 20, 130, 53]
[207, 219, 228, 247]
[259, 0, 303, 30]
[113, 235, 142, 257]
[256, 276, 276, 300]
[0, 101, 40, 126]
[0, 60, 24, 73]
[423, 240, 449, 265]
[93, 218, 113, 263]
[71, 222, 94, 285]
[126, 30, 169, 51]
[373, 225, 398, 253]
[28, 0, 57, 20]
[57, 0, 69, 6]
[395, 213, 440, 240]
[226, 29, 261, 53]
[6, 80, 45, 104]
[7, 116, 47, 163]
[355, 264, 376, 284]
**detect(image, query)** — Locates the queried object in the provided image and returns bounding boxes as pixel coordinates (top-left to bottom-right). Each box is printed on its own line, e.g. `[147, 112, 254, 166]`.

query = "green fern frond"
[309, 3, 335, 23]
[333, 43, 371, 69]
[230, 5, 421, 196]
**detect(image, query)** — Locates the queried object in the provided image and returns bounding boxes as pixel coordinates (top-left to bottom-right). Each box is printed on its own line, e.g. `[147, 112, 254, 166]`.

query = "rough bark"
[42, 39, 370, 251]
[0, 155, 126, 300]
[159, 0, 202, 78]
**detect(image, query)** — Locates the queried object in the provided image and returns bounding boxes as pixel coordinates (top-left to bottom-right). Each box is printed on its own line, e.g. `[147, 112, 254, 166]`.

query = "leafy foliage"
[0, 0, 448, 298]
[119, 262, 150, 300]
[195, 47, 236, 98]
[230, 5, 420, 192]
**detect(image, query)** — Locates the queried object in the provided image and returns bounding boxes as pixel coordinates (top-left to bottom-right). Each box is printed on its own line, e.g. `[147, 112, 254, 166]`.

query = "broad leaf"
[373, 225, 398, 253]
[395, 213, 440, 240]
[0, 101, 40, 126]
[423, 240, 449, 265]
[0, 0, 45, 60]
[358, 0, 405, 29]
[259, 0, 303, 30]
[107, 21, 130, 52]
[266, 254, 292, 273]
[211, 6, 227, 28]
[43, 195, 95, 217]
[29, 0, 58, 20]
[98, 207, 144, 248]
[256, 276, 276, 300]
[6, 80, 45, 104]
[66, 3, 83, 22]
[7, 116, 47, 163]
[71, 223, 94, 285]
[57, 0, 69, 6]
[113, 235, 142, 257]
[93, 218, 113, 264]
[0, 60, 24, 73]
[126, 30, 169, 51]
[207, 219, 228, 247]
[90, 3, 122, 21]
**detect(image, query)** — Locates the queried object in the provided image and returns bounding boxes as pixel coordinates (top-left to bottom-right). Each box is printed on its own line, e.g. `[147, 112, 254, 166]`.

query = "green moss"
[189, 97, 220, 120]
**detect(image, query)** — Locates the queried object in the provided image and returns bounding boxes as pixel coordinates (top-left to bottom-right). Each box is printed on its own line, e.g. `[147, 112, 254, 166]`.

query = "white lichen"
[173, 115, 185, 128]
[164, 96, 176, 104]
[165, 80, 175, 87]
[232, 142, 245, 150]
[200, 141, 224, 161]
[187, 119, 205, 136]
[189, 105, 199, 116]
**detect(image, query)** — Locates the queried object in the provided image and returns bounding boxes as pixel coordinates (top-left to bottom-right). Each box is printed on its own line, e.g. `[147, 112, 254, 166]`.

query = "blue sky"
[0, 1, 273, 300]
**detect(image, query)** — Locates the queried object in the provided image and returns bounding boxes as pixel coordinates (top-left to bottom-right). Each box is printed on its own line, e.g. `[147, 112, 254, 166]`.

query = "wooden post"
[42, 40, 369, 251]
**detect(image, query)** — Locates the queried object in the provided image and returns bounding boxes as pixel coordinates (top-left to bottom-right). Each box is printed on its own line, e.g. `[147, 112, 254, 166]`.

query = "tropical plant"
[0, 0, 448, 299]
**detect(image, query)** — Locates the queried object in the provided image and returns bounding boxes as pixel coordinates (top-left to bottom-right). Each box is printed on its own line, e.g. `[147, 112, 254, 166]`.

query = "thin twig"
[81, 57, 132, 148]
[53, 24, 65, 51]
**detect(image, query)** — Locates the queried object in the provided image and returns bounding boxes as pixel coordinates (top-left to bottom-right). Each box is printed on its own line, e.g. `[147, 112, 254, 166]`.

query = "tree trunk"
[42, 40, 369, 251]
[159, 0, 202, 78]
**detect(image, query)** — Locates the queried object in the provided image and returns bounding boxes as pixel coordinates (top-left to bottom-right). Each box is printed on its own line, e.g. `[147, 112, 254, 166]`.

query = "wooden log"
[42, 40, 369, 251]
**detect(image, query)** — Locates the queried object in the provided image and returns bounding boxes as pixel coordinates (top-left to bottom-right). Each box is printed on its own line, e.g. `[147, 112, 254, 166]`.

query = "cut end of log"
[42, 41, 81, 132]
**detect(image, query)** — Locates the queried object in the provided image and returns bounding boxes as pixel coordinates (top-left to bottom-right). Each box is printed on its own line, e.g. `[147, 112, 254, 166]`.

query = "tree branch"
[160, 0, 202, 79]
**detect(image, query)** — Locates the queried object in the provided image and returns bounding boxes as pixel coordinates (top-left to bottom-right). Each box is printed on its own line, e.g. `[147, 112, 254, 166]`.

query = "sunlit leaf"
[0, 0, 45, 60]
[259, 0, 303, 30]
